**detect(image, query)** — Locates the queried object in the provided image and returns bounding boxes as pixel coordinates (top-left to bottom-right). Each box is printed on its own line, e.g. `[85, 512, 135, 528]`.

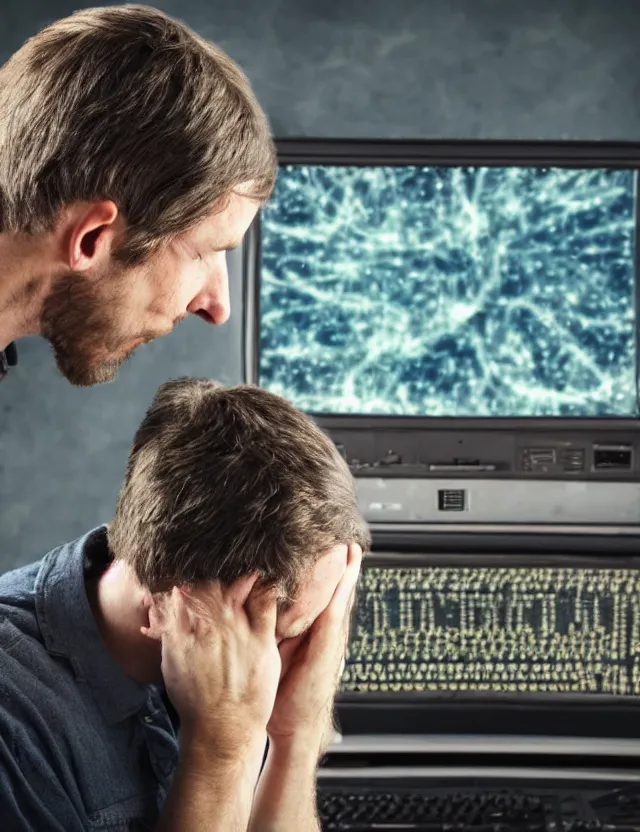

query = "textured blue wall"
[1, 0, 640, 568]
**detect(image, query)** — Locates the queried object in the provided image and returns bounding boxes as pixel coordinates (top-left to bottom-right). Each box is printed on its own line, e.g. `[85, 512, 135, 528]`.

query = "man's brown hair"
[108, 379, 371, 597]
[0, 5, 276, 262]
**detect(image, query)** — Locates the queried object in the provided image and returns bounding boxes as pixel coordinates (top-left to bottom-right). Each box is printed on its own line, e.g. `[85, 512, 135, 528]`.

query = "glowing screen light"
[259, 165, 637, 417]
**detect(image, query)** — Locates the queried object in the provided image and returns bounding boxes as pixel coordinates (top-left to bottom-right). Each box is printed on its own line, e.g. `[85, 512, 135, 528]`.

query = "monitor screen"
[258, 158, 638, 417]
[341, 562, 640, 697]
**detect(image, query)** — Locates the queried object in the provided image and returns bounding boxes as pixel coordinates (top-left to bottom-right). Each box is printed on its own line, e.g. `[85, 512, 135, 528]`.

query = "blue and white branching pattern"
[260, 164, 637, 417]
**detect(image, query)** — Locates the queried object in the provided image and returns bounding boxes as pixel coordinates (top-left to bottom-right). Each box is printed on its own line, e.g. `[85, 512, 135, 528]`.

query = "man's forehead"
[189, 191, 259, 251]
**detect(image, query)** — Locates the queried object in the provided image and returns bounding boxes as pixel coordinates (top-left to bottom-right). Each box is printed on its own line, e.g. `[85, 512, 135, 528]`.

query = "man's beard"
[41, 271, 143, 387]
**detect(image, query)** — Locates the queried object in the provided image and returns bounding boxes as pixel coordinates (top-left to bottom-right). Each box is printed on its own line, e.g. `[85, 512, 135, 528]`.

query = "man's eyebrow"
[209, 239, 242, 252]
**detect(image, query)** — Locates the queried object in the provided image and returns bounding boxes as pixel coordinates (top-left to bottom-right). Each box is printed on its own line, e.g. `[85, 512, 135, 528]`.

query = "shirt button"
[144, 716, 153, 724]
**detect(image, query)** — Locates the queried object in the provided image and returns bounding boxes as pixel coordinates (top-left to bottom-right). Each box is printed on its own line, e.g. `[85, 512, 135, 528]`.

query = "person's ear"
[66, 201, 120, 273]
[140, 590, 163, 641]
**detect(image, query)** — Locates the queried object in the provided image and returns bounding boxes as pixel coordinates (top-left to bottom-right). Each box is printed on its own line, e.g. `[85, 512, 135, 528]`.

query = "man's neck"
[86, 558, 163, 685]
[0, 232, 53, 349]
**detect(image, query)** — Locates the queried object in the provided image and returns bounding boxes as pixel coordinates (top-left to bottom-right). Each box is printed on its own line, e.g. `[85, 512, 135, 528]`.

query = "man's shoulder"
[0, 541, 77, 680]
[0, 555, 61, 695]
[0, 616, 57, 711]
[0, 557, 46, 645]
[0, 532, 90, 638]
[0, 530, 111, 715]
[0, 529, 114, 716]
[0, 553, 79, 737]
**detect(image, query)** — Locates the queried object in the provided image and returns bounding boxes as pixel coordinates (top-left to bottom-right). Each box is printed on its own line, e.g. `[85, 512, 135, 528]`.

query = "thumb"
[304, 544, 362, 661]
[327, 542, 363, 621]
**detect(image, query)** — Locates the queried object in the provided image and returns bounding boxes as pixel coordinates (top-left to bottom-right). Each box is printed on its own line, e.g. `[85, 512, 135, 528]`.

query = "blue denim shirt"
[0, 527, 179, 831]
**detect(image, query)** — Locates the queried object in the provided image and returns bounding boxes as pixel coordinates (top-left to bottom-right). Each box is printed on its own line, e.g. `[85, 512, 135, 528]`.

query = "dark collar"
[0, 342, 18, 381]
[35, 526, 148, 724]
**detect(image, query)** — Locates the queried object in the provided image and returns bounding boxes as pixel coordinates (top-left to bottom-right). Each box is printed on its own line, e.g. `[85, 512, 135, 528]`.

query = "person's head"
[108, 379, 371, 641]
[0, 5, 275, 386]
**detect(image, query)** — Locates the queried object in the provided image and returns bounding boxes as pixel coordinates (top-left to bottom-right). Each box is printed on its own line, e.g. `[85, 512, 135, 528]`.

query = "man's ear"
[67, 201, 120, 273]
[140, 590, 163, 641]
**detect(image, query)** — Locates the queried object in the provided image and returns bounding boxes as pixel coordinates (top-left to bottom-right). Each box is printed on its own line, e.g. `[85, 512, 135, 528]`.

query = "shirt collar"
[0, 342, 18, 381]
[35, 526, 148, 724]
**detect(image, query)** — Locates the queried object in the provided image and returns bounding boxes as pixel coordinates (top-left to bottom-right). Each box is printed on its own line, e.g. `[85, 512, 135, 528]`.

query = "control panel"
[328, 430, 639, 481]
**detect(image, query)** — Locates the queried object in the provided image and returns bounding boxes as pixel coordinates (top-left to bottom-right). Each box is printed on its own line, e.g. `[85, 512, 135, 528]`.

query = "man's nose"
[187, 255, 231, 325]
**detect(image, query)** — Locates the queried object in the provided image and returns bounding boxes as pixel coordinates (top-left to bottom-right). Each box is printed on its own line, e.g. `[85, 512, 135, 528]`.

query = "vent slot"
[560, 449, 585, 472]
[438, 489, 466, 512]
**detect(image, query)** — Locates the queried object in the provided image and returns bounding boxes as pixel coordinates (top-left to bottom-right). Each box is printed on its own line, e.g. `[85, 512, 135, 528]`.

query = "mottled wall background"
[1, 0, 639, 569]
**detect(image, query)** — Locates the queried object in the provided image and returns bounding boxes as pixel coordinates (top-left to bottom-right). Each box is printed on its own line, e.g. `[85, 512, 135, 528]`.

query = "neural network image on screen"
[259, 164, 638, 416]
[341, 566, 640, 696]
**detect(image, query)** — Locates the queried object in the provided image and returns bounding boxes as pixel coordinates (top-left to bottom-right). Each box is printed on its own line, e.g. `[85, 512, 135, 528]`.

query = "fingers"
[245, 582, 278, 636]
[277, 633, 307, 679]
[182, 574, 262, 620]
[305, 542, 362, 663]
[172, 586, 196, 632]
[143, 577, 278, 644]
[226, 573, 260, 607]
[347, 542, 363, 572]
[330, 542, 362, 614]
[144, 586, 205, 639]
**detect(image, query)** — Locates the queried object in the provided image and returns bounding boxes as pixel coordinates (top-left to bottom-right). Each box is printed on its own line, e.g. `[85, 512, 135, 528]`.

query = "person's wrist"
[268, 706, 335, 756]
[267, 729, 326, 771]
[181, 723, 267, 773]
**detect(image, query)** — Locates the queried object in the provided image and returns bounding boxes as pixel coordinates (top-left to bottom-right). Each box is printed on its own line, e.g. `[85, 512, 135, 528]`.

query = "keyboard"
[317, 782, 640, 830]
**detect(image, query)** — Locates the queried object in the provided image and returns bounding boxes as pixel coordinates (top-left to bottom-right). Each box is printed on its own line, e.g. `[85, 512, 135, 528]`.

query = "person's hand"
[144, 577, 281, 763]
[267, 543, 362, 754]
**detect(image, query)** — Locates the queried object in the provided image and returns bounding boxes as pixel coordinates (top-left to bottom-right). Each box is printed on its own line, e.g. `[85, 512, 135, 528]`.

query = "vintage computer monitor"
[244, 139, 640, 533]
[243, 139, 640, 745]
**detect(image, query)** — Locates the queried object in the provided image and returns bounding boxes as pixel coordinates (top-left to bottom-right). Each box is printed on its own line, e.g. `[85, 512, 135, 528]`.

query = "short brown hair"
[108, 379, 371, 596]
[0, 5, 276, 262]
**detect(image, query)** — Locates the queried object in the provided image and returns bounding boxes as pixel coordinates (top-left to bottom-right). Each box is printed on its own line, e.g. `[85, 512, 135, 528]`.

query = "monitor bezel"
[243, 137, 640, 428]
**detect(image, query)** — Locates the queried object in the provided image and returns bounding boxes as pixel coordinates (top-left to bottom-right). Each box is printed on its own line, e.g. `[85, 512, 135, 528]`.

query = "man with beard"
[0, 5, 275, 386]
